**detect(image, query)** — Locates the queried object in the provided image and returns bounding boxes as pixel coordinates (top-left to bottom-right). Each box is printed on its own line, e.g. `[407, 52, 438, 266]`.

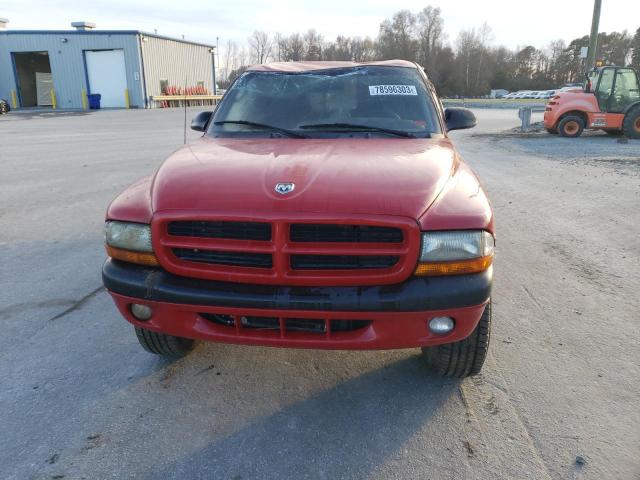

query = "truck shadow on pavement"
[147, 355, 460, 480]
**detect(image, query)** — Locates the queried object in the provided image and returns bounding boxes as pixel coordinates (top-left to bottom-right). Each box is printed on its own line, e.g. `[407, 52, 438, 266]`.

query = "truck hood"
[151, 137, 457, 220]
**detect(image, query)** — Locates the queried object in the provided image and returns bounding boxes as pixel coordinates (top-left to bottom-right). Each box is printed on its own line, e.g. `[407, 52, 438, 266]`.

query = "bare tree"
[304, 29, 324, 60]
[351, 37, 377, 62]
[377, 10, 418, 60]
[417, 6, 444, 65]
[221, 40, 238, 81]
[231, 9, 637, 96]
[280, 33, 305, 61]
[474, 23, 493, 90]
[236, 46, 249, 69]
[324, 36, 353, 61]
[248, 30, 273, 64]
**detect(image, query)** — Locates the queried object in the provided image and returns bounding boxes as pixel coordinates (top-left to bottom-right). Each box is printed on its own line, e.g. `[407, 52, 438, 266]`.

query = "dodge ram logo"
[275, 183, 295, 195]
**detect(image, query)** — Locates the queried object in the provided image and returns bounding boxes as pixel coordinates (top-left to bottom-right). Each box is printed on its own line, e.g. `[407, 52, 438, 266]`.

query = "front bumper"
[103, 259, 492, 350]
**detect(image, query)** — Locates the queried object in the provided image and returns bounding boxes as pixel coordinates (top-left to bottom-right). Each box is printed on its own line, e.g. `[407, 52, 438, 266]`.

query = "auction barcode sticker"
[369, 85, 418, 96]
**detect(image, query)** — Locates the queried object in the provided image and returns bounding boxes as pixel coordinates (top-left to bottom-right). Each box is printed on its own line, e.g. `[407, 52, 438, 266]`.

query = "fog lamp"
[428, 316, 455, 335]
[131, 303, 153, 321]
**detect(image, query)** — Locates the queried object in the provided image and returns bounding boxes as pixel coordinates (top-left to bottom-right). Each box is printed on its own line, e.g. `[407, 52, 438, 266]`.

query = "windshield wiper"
[298, 123, 419, 138]
[214, 120, 307, 138]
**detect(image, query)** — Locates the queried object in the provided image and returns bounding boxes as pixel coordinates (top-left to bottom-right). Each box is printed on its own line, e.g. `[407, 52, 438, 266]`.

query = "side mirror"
[190, 111, 213, 132]
[444, 107, 477, 131]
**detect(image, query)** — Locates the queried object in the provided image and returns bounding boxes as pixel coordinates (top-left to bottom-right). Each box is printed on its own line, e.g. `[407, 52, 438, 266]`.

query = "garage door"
[85, 50, 127, 108]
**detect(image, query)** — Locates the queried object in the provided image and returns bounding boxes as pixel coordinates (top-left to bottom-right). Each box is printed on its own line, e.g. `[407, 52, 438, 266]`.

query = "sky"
[2, 0, 639, 51]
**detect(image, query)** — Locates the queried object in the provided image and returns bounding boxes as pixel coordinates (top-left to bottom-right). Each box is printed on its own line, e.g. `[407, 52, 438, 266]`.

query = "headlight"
[105, 221, 153, 251]
[414, 230, 494, 276]
[104, 221, 158, 266]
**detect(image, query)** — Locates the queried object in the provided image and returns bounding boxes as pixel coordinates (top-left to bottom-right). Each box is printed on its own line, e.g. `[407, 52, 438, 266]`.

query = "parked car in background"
[558, 85, 583, 93]
[532, 90, 555, 99]
[490, 89, 509, 98]
[0, 99, 10, 114]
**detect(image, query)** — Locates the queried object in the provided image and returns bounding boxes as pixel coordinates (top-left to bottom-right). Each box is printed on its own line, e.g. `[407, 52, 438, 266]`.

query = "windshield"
[209, 66, 440, 138]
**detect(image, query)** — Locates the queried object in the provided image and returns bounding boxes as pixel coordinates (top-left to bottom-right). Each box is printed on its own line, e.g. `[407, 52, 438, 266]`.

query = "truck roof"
[246, 59, 418, 73]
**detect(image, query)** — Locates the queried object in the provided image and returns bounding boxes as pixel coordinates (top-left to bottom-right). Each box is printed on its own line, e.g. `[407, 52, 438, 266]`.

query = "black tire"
[546, 127, 558, 134]
[558, 115, 584, 137]
[421, 301, 491, 378]
[134, 327, 195, 358]
[622, 104, 640, 139]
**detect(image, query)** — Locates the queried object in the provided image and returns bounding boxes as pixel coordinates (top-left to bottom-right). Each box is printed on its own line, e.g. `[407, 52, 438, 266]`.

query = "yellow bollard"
[50, 89, 57, 110]
[81, 89, 88, 110]
[124, 89, 130, 109]
[11, 90, 18, 108]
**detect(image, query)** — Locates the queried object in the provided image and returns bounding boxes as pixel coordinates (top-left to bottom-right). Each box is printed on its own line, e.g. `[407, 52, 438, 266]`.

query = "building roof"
[0, 29, 215, 49]
[246, 60, 418, 72]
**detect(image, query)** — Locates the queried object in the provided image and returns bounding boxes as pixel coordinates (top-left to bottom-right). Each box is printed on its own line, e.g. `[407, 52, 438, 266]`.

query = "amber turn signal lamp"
[105, 245, 160, 266]
[414, 255, 493, 276]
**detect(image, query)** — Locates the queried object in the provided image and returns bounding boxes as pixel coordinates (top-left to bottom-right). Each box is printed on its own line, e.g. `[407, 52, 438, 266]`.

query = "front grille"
[173, 248, 273, 268]
[200, 313, 372, 335]
[155, 215, 418, 286]
[291, 255, 399, 270]
[290, 224, 403, 243]
[168, 221, 271, 241]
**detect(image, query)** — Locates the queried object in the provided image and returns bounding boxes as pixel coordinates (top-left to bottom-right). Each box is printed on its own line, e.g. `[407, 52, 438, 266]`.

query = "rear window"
[209, 66, 440, 138]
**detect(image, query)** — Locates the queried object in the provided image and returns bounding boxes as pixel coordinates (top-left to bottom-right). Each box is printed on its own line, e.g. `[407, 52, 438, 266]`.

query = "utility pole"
[216, 36, 220, 83]
[211, 47, 217, 95]
[585, 0, 602, 70]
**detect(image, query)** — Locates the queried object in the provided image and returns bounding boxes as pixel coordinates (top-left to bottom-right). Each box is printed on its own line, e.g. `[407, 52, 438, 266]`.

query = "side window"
[159, 79, 168, 94]
[596, 69, 615, 111]
[611, 69, 640, 112]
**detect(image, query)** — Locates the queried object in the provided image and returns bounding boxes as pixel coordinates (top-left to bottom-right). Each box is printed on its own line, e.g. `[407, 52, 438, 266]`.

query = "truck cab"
[102, 61, 494, 378]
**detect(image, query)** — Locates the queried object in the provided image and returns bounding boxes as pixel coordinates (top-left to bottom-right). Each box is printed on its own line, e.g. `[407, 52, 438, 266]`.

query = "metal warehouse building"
[0, 20, 216, 109]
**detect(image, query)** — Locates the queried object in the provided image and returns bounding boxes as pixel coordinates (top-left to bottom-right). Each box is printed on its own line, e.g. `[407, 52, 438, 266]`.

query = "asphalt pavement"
[0, 107, 638, 480]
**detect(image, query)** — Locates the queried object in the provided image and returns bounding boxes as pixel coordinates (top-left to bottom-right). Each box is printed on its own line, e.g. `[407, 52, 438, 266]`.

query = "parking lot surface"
[1, 108, 638, 479]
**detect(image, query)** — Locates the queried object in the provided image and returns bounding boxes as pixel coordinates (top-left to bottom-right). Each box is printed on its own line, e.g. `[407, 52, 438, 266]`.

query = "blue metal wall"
[0, 31, 144, 109]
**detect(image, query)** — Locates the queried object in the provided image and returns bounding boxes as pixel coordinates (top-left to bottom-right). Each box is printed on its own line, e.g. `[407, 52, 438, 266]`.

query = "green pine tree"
[632, 27, 640, 69]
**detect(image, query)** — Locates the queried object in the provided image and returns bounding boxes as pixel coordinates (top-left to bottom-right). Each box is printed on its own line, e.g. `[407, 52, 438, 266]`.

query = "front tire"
[622, 105, 640, 139]
[134, 327, 195, 358]
[421, 301, 491, 378]
[558, 115, 585, 137]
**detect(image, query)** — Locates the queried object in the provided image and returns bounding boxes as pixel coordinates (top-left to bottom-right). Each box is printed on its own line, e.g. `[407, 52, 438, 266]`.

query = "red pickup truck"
[102, 60, 494, 377]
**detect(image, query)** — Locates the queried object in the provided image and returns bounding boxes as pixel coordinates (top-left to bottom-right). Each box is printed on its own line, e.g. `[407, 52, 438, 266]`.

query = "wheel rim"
[634, 117, 640, 133]
[564, 121, 579, 135]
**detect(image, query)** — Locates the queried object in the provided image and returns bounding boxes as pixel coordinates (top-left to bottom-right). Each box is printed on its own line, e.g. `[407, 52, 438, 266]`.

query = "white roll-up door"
[85, 50, 127, 108]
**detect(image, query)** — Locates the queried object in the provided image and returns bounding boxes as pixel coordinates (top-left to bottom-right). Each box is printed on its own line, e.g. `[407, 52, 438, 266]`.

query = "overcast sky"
[2, 0, 639, 51]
